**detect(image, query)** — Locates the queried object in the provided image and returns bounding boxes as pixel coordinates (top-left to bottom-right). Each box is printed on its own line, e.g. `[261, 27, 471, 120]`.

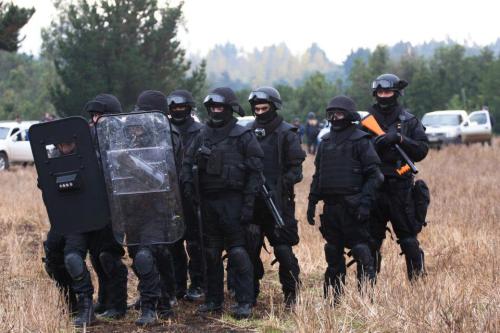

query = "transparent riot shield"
[96, 111, 185, 246]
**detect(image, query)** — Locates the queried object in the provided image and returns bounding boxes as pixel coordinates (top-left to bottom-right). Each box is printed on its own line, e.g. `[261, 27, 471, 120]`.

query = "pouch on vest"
[206, 149, 223, 175]
[412, 179, 430, 232]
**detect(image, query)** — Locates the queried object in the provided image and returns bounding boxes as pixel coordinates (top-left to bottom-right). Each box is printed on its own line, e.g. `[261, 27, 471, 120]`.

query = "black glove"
[375, 132, 401, 149]
[241, 204, 254, 225]
[307, 200, 317, 226]
[357, 205, 370, 223]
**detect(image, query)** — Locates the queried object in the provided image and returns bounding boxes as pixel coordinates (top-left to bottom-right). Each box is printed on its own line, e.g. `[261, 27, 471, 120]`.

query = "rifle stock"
[361, 115, 418, 175]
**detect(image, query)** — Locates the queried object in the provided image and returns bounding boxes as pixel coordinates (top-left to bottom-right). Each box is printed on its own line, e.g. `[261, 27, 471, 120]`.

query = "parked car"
[318, 111, 369, 142]
[0, 121, 39, 170]
[422, 110, 494, 148]
[421, 110, 469, 148]
[461, 110, 493, 146]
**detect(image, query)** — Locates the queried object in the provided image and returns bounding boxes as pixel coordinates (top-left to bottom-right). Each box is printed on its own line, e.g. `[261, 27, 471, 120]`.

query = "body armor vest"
[258, 132, 281, 187]
[319, 136, 363, 195]
[197, 128, 247, 192]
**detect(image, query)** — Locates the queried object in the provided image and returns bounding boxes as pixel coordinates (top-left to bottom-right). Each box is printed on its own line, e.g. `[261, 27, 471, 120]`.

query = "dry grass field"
[0, 141, 499, 332]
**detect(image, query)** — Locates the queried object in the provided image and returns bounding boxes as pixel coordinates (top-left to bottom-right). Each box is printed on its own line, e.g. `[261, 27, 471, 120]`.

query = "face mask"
[170, 108, 191, 124]
[209, 108, 232, 126]
[331, 119, 352, 131]
[255, 108, 277, 123]
[376, 94, 399, 111]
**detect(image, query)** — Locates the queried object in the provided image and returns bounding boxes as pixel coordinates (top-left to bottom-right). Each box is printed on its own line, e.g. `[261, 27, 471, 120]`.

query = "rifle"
[361, 115, 418, 175]
[259, 173, 285, 228]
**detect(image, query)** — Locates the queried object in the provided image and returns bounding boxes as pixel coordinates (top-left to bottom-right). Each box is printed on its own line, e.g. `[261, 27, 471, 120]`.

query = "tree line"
[0, 0, 499, 132]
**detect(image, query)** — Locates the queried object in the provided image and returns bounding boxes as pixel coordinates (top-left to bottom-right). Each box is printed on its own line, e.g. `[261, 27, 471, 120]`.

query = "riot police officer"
[307, 95, 383, 302]
[367, 74, 429, 281]
[127, 90, 183, 326]
[42, 94, 128, 327]
[166, 89, 205, 301]
[246, 86, 305, 307]
[182, 87, 264, 319]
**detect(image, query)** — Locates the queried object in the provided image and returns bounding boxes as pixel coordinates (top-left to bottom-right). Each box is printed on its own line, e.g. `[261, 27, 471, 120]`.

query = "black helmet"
[325, 95, 360, 123]
[248, 86, 282, 110]
[135, 90, 168, 113]
[203, 87, 244, 117]
[371, 73, 408, 96]
[166, 90, 196, 109]
[84, 93, 122, 114]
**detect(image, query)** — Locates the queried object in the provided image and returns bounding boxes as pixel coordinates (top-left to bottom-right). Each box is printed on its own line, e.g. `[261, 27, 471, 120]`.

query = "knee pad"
[228, 246, 251, 271]
[399, 237, 421, 260]
[351, 243, 373, 267]
[134, 249, 154, 277]
[64, 252, 85, 281]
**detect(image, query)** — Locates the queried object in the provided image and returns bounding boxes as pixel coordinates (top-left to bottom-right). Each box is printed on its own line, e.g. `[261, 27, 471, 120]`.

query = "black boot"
[98, 308, 126, 320]
[135, 302, 157, 326]
[196, 301, 222, 314]
[158, 297, 174, 319]
[231, 303, 252, 319]
[73, 294, 95, 327]
[185, 285, 205, 301]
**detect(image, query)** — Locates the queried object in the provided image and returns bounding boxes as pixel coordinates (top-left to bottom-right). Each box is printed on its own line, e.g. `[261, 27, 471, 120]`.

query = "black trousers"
[202, 191, 254, 305]
[369, 177, 424, 279]
[63, 225, 127, 303]
[320, 199, 375, 296]
[128, 244, 174, 307]
[246, 197, 300, 300]
[168, 196, 205, 297]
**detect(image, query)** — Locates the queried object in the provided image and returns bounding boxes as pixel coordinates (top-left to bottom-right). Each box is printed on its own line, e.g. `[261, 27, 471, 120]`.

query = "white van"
[0, 121, 39, 170]
[421, 110, 469, 148]
[461, 110, 493, 146]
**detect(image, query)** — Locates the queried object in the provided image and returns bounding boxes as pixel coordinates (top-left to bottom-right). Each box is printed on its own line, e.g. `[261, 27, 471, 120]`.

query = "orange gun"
[361, 115, 418, 175]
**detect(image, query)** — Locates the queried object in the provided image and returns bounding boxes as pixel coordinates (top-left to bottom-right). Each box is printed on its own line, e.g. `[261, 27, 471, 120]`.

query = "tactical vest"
[258, 132, 280, 186]
[319, 133, 363, 195]
[197, 125, 248, 192]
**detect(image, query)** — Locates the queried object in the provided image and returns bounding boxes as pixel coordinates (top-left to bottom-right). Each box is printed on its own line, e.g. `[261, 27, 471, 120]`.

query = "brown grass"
[0, 141, 499, 332]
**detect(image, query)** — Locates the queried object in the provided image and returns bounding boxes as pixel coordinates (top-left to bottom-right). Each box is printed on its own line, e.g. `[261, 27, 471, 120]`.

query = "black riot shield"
[96, 111, 185, 246]
[29, 117, 110, 235]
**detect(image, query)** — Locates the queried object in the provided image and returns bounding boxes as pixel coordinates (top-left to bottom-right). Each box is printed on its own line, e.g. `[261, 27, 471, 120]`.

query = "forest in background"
[1, 1, 500, 132]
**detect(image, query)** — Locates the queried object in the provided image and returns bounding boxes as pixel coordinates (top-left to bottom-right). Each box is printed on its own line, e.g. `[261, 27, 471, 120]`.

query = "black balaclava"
[170, 107, 192, 125]
[328, 109, 353, 131]
[325, 96, 358, 131]
[208, 105, 233, 127]
[375, 92, 399, 111]
[205, 87, 242, 128]
[168, 89, 195, 125]
[254, 103, 277, 124]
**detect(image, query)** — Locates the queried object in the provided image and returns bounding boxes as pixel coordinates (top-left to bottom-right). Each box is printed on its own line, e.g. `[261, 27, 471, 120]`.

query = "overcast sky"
[14, 0, 500, 63]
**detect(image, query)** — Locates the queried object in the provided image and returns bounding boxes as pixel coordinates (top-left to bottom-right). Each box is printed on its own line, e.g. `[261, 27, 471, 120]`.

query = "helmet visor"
[203, 94, 226, 105]
[372, 79, 396, 90]
[248, 91, 269, 102]
[167, 95, 189, 106]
